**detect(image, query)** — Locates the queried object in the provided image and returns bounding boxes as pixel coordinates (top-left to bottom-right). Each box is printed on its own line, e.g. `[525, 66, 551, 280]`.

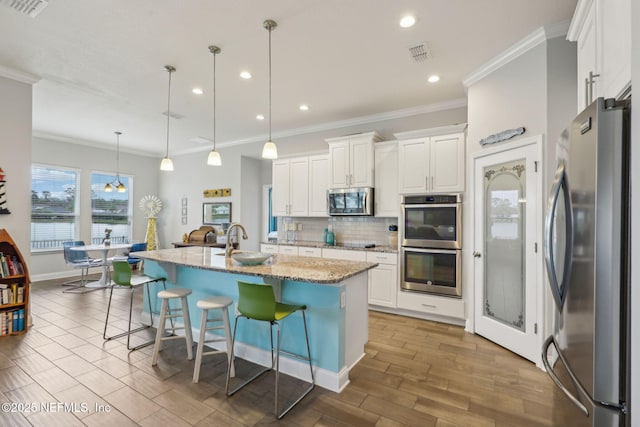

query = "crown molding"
[179, 98, 468, 155]
[463, 20, 571, 88]
[0, 64, 40, 84]
[393, 123, 467, 140]
[567, 0, 592, 41]
[32, 131, 157, 157]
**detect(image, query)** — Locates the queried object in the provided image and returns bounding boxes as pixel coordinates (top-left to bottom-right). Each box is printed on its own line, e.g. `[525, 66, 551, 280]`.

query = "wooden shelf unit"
[0, 229, 30, 336]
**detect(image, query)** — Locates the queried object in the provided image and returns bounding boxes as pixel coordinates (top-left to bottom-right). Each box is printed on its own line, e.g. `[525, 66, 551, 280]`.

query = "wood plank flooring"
[0, 277, 580, 426]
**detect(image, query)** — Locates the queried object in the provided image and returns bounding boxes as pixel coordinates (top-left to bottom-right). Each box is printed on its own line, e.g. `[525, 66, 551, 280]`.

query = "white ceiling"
[0, 0, 576, 158]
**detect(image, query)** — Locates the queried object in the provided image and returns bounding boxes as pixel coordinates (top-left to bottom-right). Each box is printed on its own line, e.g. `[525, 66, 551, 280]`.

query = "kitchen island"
[135, 246, 377, 392]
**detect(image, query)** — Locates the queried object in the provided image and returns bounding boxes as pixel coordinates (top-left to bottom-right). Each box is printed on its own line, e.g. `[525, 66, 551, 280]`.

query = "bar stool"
[192, 296, 235, 383]
[225, 281, 314, 419]
[151, 288, 194, 366]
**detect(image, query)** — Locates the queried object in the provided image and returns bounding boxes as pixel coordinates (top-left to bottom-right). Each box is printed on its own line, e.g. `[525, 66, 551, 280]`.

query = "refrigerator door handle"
[543, 335, 628, 416]
[542, 335, 589, 416]
[544, 161, 573, 309]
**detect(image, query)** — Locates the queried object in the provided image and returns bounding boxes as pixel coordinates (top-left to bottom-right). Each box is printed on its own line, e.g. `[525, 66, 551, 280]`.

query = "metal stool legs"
[225, 310, 315, 419]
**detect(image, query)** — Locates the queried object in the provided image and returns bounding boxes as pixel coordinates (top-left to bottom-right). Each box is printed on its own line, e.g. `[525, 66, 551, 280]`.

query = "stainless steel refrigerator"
[543, 97, 630, 427]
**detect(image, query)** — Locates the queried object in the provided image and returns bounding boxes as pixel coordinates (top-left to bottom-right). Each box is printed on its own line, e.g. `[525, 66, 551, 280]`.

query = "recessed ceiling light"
[299, 104, 309, 111]
[256, 114, 265, 120]
[240, 71, 252, 79]
[192, 87, 204, 95]
[428, 74, 440, 83]
[399, 15, 416, 28]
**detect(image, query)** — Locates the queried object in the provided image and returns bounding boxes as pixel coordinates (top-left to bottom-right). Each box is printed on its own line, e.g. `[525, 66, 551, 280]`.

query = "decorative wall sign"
[0, 168, 10, 214]
[479, 127, 525, 146]
[203, 188, 231, 198]
[181, 196, 188, 225]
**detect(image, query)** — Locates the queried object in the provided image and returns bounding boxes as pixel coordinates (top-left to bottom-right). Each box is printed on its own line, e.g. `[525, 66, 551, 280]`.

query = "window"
[91, 173, 132, 245]
[31, 165, 80, 250]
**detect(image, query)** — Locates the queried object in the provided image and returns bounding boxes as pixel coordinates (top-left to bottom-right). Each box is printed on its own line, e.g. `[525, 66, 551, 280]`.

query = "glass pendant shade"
[161, 65, 176, 171]
[262, 141, 278, 159]
[207, 149, 222, 166]
[106, 131, 126, 192]
[160, 157, 174, 171]
[261, 19, 278, 160]
[207, 45, 222, 166]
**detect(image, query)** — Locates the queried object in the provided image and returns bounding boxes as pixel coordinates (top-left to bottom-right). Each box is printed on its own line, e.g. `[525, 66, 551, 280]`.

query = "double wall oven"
[401, 194, 462, 297]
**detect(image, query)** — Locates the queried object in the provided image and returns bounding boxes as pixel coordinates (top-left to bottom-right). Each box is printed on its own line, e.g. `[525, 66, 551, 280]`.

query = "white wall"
[30, 137, 159, 280]
[240, 156, 264, 250]
[0, 76, 32, 268]
[464, 35, 576, 351]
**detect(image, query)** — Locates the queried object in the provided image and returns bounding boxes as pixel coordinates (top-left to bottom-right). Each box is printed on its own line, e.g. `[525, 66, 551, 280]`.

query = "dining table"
[70, 243, 132, 288]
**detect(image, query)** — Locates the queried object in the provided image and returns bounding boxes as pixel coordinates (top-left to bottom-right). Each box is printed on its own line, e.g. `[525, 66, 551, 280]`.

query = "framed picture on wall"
[203, 202, 232, 225]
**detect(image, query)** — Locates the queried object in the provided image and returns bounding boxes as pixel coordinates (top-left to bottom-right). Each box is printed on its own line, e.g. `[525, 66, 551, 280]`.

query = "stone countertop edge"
[135, 247, 378, 285]
[262, 240, 398, 253]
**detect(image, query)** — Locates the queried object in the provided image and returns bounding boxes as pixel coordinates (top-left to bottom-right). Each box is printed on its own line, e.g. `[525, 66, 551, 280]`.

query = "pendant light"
[261, 19, 278, 160]
[207, 45, 222, 166]
[104, 131, 126, 193]
[160, 65, 176, 171]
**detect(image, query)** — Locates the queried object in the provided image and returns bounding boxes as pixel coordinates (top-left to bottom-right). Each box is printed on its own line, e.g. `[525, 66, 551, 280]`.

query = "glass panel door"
[483, 159, 526, 330]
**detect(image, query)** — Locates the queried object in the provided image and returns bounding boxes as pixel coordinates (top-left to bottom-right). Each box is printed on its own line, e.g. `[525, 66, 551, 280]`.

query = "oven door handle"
[401, 247, 458, 254]
[401, 203, 460, 209]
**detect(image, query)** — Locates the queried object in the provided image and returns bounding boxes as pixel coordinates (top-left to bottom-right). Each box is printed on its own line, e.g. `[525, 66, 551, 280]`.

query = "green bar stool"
[192, 296, 235, 383]
[103, 260, 166, 351]
[151, 287, 194, 366]
[225, 281, 315, 419]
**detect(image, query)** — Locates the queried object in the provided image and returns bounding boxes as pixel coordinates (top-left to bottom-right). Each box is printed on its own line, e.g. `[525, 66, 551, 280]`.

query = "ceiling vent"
[408, 42, 431, 63]
[0, 0, 49, 17]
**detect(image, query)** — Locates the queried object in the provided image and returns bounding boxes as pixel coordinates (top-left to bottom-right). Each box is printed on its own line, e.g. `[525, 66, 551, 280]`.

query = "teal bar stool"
[225, 281, 314, 419]
[102, 260, 166, 351]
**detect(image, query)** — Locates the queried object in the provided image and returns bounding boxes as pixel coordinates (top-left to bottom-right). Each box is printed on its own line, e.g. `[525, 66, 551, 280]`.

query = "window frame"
[30, 163, 81, 252]
[90, 170, 134, 245]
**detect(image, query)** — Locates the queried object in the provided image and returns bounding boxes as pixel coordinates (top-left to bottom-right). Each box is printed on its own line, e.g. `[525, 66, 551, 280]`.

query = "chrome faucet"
[225, 223, 248, 257]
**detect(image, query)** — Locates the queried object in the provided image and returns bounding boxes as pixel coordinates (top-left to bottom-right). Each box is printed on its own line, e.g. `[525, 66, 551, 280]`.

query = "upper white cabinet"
[568, 0, 631, 110]
[326, 132, 382, 188]
[272, 157, 309, 217]
[374, 141, 399, 217]
[308, 154, 329, 217]
[395, 125, 466, 194]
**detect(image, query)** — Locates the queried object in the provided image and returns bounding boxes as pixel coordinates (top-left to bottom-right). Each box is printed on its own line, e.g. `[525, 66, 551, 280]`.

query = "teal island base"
[142, 259, 369, 392]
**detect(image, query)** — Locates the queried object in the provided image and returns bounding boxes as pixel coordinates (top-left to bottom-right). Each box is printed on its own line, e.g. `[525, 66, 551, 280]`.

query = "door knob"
[473, 251, 481, 258]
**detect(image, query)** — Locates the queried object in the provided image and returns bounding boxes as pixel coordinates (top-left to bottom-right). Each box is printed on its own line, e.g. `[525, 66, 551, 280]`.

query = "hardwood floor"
[0, 277, 578, 426]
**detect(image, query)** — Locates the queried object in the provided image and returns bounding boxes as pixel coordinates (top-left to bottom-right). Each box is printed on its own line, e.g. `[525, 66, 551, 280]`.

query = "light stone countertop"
[261, 240, 398, 253]
[135, 246, 378, 284]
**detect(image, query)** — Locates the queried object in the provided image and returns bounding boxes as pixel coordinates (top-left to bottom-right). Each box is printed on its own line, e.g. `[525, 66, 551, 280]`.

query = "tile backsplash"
[277, 216, 398, 246]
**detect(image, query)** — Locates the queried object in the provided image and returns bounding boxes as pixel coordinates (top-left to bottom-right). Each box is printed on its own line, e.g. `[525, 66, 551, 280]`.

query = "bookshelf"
[0, 229, 29, 336]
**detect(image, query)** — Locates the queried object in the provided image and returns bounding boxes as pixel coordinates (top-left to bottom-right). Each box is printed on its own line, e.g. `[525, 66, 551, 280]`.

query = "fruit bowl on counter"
[230, 251, 273, 266]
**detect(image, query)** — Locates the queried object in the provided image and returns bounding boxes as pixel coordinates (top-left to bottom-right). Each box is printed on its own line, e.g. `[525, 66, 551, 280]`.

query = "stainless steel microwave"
[327, 187, 374, 216]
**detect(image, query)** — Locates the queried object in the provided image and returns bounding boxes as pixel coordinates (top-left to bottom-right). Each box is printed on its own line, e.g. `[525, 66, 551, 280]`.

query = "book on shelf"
[13, 256, 24, 275]
[1, 287, 10, 305]
[16, 285, 23, 304]
[6, 256, 15, 276]
[0, 253, 8, 277]
[18, 308, 24, 331]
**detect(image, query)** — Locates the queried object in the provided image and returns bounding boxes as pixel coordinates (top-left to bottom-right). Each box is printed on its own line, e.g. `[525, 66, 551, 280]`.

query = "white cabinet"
[272, 157, 309, 217]
[374, 142, 399, 217]
[396, 291, 465, 320]
[568, 0, 631, 110]
[322, 248, 367, 262]
[395, 126, 466, 194]
[298, 246, 322, 258]
[326, 132, 381, 188]
[366, 251, 397, 308]
[278, 245, 299, 256]
[308, 154, 329, 217]
[260, 244, 278, 254]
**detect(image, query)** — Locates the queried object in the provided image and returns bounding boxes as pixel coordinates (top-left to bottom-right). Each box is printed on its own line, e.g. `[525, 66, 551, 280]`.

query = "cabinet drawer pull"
[421, 303, 437, 309]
